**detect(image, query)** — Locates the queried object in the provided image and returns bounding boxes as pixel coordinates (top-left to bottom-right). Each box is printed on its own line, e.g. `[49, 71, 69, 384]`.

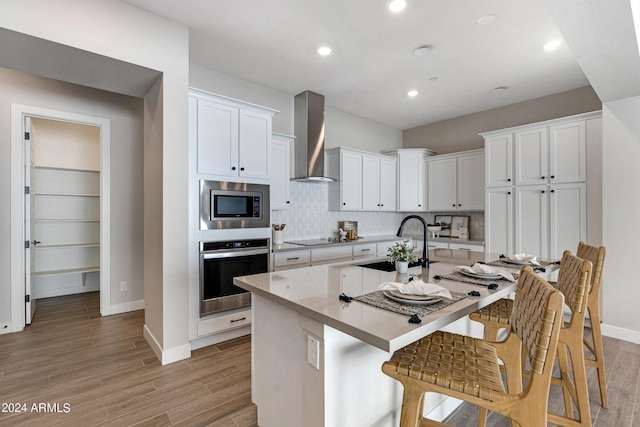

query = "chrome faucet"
[396, 215, 429, 268]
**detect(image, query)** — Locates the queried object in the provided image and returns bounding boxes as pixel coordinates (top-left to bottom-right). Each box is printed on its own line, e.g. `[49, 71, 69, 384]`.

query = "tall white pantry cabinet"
[482, 111, 602, 258]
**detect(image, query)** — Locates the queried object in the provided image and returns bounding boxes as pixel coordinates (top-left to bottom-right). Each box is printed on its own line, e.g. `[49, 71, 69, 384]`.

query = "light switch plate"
[307, 335, 320, 370]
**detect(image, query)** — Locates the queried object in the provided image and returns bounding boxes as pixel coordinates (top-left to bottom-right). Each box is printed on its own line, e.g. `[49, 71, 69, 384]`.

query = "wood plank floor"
[2, 292, 639, 426]
[0, 292, 256, 427]
[443, 328, 640, 426]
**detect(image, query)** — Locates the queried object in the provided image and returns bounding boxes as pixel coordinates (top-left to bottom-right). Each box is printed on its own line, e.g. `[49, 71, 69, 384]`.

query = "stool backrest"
[510, 266, 564, 375]
[576, 241, 606, 296]
[555, 250, 592, 316]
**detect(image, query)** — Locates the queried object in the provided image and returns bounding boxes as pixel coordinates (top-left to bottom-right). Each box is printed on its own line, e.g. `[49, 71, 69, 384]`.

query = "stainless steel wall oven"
[199, 238, 269, 317]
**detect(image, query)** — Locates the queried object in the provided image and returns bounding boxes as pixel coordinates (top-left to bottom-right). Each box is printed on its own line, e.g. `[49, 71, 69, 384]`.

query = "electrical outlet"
[120, 281, 128, 292]
[307, 335, 320, 370]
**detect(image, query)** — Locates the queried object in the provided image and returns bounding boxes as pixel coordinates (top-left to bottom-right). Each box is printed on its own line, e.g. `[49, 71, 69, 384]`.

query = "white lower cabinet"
[310, 246, 353, 264]
[485, 187, 514, 255]
[272, 250, 311, 270]
[197, 307, 252, 336]
[515, 183, 586, 259]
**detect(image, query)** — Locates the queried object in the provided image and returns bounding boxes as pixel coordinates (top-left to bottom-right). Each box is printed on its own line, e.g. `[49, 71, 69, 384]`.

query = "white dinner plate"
[459, 270, 503, 280]
[383, 291, 442, 306]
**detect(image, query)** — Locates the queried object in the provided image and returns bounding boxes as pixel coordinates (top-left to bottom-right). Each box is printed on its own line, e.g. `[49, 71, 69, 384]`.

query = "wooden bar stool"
[575, 241, 608, 408]
[470, 251, 593, 427]
[382, 267, 564, 427]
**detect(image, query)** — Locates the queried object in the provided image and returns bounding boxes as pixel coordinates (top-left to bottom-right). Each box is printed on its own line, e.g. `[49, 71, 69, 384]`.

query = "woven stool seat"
[469, 298, 512, 326]
[386, 331, 505, 401]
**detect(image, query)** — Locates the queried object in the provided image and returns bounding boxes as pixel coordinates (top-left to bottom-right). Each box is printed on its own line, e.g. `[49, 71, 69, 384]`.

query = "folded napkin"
[454, 263, 515, 282]
[378, 280, 452, 299]
[506, 253, 541, 266]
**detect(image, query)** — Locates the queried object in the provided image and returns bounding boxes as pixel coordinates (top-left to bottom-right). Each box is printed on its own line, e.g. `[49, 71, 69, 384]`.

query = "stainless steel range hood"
[292, 91, 337, 183]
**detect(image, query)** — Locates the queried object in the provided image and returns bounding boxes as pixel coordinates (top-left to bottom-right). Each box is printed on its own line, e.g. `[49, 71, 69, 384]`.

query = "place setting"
[434, 262, 517, 286]
[483, 253, 555, 272]
[353, 278, 469, 320]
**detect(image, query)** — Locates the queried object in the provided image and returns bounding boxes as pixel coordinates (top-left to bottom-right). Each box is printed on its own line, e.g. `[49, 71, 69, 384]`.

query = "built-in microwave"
[200, 180, 270, 229]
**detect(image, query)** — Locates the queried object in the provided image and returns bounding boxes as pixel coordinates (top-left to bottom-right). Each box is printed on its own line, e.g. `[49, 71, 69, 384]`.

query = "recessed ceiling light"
[388, 0, 407, 13]
[543, 39, 561, 51]
[317, 46, 332, 56]
[490, 86, 507, 94]
[478, 14, 497, 25]
[413, 45, 432, 56]
[407, 90, 418, 97]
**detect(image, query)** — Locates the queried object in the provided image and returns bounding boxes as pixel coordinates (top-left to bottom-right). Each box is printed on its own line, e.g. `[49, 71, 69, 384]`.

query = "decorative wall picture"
[434, 215, 452, 237]
[451, 215, 470, 238]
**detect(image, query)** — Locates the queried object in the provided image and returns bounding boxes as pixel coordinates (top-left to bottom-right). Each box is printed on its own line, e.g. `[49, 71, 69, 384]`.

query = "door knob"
[32, 240, 41, 246]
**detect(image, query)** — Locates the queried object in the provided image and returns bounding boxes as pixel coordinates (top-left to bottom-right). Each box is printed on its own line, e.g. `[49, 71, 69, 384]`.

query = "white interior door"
[24, 116, 36, 324]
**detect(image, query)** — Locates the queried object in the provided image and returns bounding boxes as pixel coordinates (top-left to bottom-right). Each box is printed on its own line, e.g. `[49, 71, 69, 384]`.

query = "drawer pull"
[286, 257, 300, 261]
[360, 248, 371, 252]
[456, 248, 471, 251]
[230, 317, 247, 323]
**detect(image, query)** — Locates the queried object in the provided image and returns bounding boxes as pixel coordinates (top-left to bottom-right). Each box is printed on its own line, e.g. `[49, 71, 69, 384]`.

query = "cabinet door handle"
[507, 178, 511, 182]
[380, 204, 383, 207]
[551, 189, 555, 193]
[507, 191, 511, 195]
[231, 166, 236, 171]
[240, 167, 245, 171]
[343, 202, 346, 206]
[418, 204, 422, 207]
[541, 176, 545, 180]
[286, 201, 290, 204]
[230, 317, 247, 323]
[458, 203, 461, 206]
[551, 175, 555, 179]
[541, 190, 545, 194]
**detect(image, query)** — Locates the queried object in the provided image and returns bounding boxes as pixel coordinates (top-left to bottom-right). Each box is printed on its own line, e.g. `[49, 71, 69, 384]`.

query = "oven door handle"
[202, 248, 269, 259]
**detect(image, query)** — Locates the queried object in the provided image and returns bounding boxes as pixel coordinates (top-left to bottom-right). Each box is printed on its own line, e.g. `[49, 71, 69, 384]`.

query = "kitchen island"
[234, 250, 536, 427]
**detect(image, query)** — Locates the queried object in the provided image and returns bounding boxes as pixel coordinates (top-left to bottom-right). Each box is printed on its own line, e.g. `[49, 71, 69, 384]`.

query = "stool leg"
[556, 342, 575, 419]
[586, 305, 608, 408]
[399, 384, 425, 427]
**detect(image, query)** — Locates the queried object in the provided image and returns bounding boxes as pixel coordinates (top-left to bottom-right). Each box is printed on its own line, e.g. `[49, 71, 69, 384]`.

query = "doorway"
[10, 104, 111, 331]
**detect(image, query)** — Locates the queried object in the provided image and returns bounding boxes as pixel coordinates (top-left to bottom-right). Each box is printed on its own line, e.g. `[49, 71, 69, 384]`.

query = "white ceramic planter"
[395, 261, 408, 274]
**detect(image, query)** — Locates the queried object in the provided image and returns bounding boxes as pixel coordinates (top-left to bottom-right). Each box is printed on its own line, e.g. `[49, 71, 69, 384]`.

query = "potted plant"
[387, 240, 418, 273]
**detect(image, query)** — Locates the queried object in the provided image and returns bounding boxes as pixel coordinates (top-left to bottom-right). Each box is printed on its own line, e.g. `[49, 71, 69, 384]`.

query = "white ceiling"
[121, 0, 593, 130]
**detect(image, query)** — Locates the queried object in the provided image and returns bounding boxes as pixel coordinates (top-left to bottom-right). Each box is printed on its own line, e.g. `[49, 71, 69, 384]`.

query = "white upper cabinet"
[191, 89, 277, 182]
[378, 157, 397, 211]
[271, 133, 293, 211]
[327, 147, 396, 212]
[483, 112, 590, 188]
[515, 128, 548, 186]
[549, 121, 587, 183]
[327, 148, 363, 211]
[427, 150, 484, 211]
[485, 134, 513, 187]
[383, 149, 434, 212]
[362, 154, 397, 211]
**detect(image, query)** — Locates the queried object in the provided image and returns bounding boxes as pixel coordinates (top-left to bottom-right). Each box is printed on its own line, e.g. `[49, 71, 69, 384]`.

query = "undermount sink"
[357, 259, 435, 272]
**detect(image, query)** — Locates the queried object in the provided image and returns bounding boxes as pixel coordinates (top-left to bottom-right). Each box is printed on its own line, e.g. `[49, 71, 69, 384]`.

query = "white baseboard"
[110, 299, 145, 314]
[601, 323, 640, 345]
[143, 324, 192, 365]
[190, 325, 251, 350]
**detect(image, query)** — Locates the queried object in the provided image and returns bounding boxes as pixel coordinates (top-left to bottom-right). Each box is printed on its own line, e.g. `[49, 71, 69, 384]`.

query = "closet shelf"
[35, 266, 100, 277]
[36, 243, 100, 249]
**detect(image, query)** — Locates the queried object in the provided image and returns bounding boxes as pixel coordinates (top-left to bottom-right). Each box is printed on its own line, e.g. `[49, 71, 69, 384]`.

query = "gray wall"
[0, 66, 144, 325]
[190, 63, 403, 152]
[403, 86, 601, 154]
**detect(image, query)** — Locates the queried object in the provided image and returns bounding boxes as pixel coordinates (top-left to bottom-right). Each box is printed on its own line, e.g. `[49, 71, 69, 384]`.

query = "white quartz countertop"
[234, 250, 523, 353]
[272, 234, 485, 252]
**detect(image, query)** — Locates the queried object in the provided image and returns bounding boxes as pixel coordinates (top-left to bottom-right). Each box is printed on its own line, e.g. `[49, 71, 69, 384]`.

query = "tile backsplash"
[271, 182, 484, 241]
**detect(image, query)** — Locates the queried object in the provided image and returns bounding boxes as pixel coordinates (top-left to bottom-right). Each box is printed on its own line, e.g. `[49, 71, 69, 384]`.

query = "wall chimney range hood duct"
[292, 91, 337, 183]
